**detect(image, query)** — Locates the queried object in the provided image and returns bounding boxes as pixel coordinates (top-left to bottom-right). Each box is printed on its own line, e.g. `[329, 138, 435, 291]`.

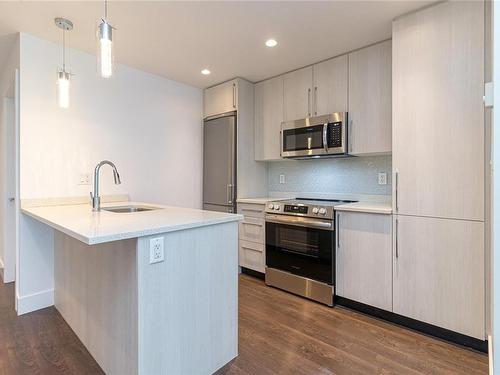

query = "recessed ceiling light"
[265, 39, 278, 48]
[201, 69, 211, 75]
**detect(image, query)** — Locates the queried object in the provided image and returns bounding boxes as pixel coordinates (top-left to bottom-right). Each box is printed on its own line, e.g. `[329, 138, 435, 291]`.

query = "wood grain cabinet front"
[204, 79, 238, 118]
[336, 211, 392, 311]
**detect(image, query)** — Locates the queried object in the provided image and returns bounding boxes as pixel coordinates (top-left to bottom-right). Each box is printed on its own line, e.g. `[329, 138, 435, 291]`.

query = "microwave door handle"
[323, 123, 328, 152]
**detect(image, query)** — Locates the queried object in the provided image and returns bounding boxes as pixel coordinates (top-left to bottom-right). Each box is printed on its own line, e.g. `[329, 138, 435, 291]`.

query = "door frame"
[1, 69, 20, 293]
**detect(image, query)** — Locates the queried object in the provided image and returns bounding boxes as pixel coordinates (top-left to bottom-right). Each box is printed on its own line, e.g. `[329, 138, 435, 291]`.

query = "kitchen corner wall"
[268, 155, 392, 198]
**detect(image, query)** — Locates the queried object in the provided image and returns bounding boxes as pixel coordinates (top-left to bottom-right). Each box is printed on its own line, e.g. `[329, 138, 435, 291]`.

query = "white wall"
[0, 34, 20, 284]
[20, 33, 203, 206]
[17, 33, 203, 313]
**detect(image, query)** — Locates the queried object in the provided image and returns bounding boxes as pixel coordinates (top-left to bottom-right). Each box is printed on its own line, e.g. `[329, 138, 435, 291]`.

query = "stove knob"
[312, 207, 319, 214]
[268, 203, 274, 210]
[319, 208, 327, 215]
[274, 204, 281, 210]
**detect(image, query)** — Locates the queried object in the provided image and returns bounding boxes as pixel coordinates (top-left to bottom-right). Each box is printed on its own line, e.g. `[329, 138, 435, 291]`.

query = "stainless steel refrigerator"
[203, 112, 236, 213]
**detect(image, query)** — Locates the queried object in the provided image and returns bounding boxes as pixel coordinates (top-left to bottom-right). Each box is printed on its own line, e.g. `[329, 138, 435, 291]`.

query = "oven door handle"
[266, 214, 333, 231]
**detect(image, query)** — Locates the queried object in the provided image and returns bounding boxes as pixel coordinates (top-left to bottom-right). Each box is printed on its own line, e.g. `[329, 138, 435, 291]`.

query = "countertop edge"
[22, 206, 243, 245]
[334, 203, 393, 215]
[22, 208, 93, 244]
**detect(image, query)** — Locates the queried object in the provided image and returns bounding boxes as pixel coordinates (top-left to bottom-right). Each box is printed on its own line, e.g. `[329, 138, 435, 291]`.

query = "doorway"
[1, 72, 19, 285]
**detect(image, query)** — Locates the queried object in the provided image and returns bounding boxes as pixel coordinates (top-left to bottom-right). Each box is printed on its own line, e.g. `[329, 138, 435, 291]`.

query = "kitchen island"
[22, 201, 242, 375]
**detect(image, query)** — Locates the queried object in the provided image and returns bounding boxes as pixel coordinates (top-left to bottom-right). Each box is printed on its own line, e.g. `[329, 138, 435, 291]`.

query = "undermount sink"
[102, 205, 161, 213]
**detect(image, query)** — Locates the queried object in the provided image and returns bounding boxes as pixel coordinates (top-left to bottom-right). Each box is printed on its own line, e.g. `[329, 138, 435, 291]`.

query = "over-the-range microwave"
[281, 112, 348, 159]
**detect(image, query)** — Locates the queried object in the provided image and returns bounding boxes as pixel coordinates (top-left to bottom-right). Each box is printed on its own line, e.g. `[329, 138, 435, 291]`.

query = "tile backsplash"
[268, 155, 392, 198]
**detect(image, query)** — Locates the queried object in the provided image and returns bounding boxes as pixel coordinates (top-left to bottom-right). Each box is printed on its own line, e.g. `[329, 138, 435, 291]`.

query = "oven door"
[265, 214, 334, 285]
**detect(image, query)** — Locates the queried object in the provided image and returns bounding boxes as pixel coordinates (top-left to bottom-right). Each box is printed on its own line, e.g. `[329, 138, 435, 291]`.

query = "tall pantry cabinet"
[392, 1, 485, 339]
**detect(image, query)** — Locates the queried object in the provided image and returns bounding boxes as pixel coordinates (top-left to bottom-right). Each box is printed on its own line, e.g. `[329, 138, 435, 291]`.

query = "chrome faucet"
[90, 160, 121, 211]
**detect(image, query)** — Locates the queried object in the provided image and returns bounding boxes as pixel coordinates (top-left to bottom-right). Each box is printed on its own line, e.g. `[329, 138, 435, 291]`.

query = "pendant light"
[98, 0, 114, 78]
[55, 17, 73, 108]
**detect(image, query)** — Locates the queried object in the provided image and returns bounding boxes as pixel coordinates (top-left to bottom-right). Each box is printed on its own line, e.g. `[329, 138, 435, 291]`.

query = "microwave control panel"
[328, 122, 343, 148]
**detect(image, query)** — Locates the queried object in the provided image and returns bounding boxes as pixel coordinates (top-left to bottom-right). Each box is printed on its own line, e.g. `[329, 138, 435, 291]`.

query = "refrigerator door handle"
[227, 184, 234, 205]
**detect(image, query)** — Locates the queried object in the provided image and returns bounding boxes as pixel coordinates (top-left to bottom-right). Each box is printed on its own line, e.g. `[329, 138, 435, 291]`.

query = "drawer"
[239, 240, 265, 273]
[239, 217, 265, 243]
[237, 203, 266, 218]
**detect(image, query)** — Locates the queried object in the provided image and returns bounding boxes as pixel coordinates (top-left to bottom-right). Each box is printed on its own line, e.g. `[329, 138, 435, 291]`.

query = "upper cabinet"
[204, 79, 238, 118]
[254, 76, 284, 161]
[254, 40, 393, 161]
[392, 1, 484, 221]
[348, 40, 392, 155]
[283, 66, 313, 121]
[313, 55, 348, 115]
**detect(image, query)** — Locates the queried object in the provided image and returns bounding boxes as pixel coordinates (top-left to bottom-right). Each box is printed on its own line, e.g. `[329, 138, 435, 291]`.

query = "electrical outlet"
[149, 237, 164, 264]
[378, 172, 387, 185]
[78, 173, 91, 185]
[279, 174, 286, 184]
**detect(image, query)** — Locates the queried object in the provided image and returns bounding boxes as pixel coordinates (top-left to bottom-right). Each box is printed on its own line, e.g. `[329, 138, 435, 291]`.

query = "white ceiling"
[0, 1, 434, 88]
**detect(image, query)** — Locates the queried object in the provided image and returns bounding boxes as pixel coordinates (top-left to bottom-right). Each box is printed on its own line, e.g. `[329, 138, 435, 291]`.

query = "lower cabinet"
[239, 240, 265, 273]
[393, 215, 484, 339]
[237, 202, 266, 273]
[336, 211, 392, 311]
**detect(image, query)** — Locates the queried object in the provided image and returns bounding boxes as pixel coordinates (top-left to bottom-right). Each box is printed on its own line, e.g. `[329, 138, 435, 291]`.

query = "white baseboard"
[16, 288, 54, 315]
[489, 335, 493, 375]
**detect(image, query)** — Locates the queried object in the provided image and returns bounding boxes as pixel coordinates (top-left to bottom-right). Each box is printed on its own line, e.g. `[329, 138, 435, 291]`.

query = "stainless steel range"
[265, 198, 356, 306]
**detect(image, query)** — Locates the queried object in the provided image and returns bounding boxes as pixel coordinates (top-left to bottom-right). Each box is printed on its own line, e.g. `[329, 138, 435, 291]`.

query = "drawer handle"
[241, 246, 262, 253]
[241, 208, 263, 213]
[243, 222, 263, 227]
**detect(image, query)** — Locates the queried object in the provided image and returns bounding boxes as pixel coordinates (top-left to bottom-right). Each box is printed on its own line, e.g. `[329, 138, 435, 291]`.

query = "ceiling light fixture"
[98, 0, 115, 78]
[201, 69, 211, 75]
[265, 39, 278, 48]
[55, 17, 73, 109]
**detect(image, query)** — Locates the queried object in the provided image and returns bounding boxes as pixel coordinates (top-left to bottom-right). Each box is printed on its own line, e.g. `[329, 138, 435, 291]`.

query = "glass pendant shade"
[57, 71, 70, 108]
[98, 20, 114, 78]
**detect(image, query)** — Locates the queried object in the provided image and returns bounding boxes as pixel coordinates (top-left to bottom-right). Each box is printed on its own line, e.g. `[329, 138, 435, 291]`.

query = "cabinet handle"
[244, 222, 263, 228]
[314, 87, 318, 115]
[337, 212, 341, 249]
[307, 88, 311, 117]
[395, 171, 399, 212]
[232, 83, 236, 109]
[349, 120, 353, 153]
[241, 208, 263, 213]
[395, 217, 399, 259]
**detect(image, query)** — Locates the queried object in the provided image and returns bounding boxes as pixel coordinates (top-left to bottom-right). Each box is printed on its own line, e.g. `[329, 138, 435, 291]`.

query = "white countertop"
[236, 197, 293, 204]
[22, 202, 243, 245]
[335, 202, 393, 215]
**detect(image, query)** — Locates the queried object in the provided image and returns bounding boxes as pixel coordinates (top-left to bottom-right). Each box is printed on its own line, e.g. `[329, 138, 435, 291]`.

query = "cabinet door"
[255, 76, 283, 160]
[393, 215, 484, 339]
[348, 40, 392, 155]
[313, 55, 348, 116]
[392, 1, 484, 221]
[204, 80, 237, 118]
[283, 66, 313, 121]
[336, 211, 392, 311]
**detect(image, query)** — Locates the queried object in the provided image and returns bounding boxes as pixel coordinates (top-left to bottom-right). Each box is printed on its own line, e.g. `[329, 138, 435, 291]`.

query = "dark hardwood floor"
[0, 279, 104, 375]
[218, 274, 488, 375]
[0, 274, 488, 374]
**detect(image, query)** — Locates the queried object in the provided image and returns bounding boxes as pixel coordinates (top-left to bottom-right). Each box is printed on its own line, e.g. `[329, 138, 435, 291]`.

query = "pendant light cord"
[62, 27, 66, 71]
[104, 0, 108, 20]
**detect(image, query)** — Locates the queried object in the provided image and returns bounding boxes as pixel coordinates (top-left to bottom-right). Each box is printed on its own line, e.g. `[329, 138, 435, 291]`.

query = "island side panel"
[137, 221, 239, 375]
[54, 232, 139, 375]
